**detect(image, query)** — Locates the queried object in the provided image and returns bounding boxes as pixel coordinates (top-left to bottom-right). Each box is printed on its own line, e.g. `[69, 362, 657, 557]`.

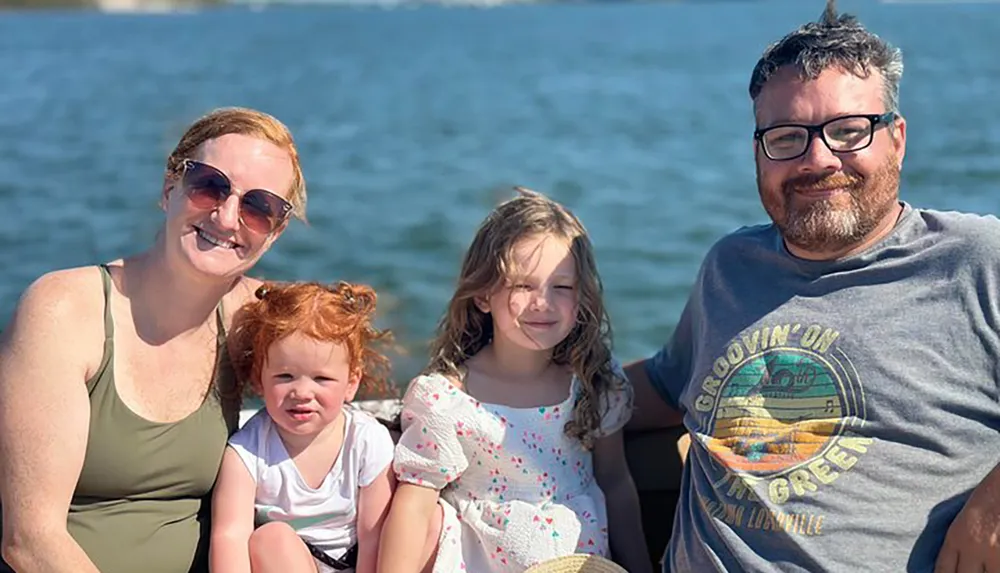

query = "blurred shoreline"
[0, 0, 222, 10]
[1, 0, 635, 11]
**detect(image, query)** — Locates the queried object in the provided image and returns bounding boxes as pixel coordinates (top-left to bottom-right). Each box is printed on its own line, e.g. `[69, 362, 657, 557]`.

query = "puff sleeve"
[392, 374, 470, 489]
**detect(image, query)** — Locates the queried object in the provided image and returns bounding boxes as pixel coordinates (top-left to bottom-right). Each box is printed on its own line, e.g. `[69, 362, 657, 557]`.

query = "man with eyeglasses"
[624, 2, 1000, 572]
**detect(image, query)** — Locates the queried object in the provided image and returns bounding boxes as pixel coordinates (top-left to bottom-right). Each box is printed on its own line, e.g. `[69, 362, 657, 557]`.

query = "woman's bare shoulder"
[2, 265, 108, 376]
[16, 266, 106, 322]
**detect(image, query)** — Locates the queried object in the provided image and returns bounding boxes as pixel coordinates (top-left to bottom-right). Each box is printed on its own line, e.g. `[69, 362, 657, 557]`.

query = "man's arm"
[934, 462, 1000, 573]
[625, 359, 684, 431]
[624, 294, 699, 432]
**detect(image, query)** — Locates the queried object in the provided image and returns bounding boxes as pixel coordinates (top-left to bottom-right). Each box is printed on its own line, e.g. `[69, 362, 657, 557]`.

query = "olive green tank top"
[1, 265, 239, 573]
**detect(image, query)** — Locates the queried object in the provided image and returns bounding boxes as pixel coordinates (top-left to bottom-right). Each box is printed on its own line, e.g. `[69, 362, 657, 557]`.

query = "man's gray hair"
[748, 0, 904, 115]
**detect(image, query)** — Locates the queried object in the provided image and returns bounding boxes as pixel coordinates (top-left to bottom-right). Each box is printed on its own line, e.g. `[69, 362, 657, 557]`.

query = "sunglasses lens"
[182, 160, 290, 234]
[183, 162, 231, 209]
[242, 190, 286, 234]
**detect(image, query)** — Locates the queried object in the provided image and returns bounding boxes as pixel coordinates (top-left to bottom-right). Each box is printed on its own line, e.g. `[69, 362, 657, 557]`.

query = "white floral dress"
[393, 369, 633, 572]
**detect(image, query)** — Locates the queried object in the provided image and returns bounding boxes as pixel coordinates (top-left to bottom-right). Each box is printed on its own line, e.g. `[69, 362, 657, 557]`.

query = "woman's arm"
[355, 464, 396, 573]
[594, 430, 654, 573]
[376, 482, 440, 573]
[0, 272, 103, 572]
[209, 448, 256, 573]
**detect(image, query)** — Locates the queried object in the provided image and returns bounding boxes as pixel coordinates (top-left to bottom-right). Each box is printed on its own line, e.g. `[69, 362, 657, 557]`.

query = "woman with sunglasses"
[0, 107, 306, 573]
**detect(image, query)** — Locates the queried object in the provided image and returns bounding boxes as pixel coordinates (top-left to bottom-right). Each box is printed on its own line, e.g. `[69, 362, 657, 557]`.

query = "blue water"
[1, 0, 998, 382]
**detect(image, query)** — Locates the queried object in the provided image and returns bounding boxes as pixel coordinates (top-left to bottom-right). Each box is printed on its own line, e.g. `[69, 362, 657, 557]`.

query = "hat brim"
[524, 554, 629, 573]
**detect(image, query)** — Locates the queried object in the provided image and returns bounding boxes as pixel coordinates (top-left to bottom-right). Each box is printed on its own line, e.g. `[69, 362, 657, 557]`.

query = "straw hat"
[524, 554, 629, 573]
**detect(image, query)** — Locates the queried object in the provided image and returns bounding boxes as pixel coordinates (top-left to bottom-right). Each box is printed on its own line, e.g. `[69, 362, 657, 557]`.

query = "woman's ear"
[161, 175, 178, 211]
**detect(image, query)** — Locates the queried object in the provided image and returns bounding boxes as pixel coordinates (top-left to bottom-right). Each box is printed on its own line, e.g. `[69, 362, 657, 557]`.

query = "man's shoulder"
[705, 223, 778, 259]
[914, 207, 1000, 253]
[917, 207, 1000, 234]
[720, 222, 777, 242]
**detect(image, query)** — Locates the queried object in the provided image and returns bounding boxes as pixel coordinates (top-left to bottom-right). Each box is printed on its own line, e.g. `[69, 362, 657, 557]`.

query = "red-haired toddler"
[210, 282, 396, 573]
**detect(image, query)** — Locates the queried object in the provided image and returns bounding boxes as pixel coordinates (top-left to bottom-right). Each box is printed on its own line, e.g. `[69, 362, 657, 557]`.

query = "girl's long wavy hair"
[227, 281, 394, 400]
[424, 188, 624, 449]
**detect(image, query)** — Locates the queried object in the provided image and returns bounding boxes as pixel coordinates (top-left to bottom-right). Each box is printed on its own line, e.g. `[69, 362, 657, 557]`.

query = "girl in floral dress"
[378, 189, 652, 573]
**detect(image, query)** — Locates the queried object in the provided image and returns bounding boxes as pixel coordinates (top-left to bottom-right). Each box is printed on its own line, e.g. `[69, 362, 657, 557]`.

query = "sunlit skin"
[754, 66, 907, 260]
[464, 234, 580, 406]
[161, 133, 295, 280]
[259, 331, 360, 454]
[479, 234, 579, 355]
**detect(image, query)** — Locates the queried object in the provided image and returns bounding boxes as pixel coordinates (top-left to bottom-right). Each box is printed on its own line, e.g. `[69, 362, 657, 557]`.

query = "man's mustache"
[783, 172, 863, 194]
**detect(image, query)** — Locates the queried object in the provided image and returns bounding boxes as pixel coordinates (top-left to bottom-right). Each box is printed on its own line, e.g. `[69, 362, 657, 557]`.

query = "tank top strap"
[215, 300, 226, 343]
[85, 265, 116, 394]
[97, 264, 115, 341]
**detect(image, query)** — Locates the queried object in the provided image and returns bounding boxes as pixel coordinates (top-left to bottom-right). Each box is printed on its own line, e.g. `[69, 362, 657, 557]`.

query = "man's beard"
[757, 155, 901, 256]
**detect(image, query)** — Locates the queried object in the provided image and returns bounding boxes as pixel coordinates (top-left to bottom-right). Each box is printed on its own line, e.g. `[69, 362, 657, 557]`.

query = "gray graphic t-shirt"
[647, 203, 1000, 572]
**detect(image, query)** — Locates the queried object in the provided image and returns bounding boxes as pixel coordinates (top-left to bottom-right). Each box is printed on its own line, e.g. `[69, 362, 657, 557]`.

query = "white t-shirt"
[229, 406, 394, 561]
